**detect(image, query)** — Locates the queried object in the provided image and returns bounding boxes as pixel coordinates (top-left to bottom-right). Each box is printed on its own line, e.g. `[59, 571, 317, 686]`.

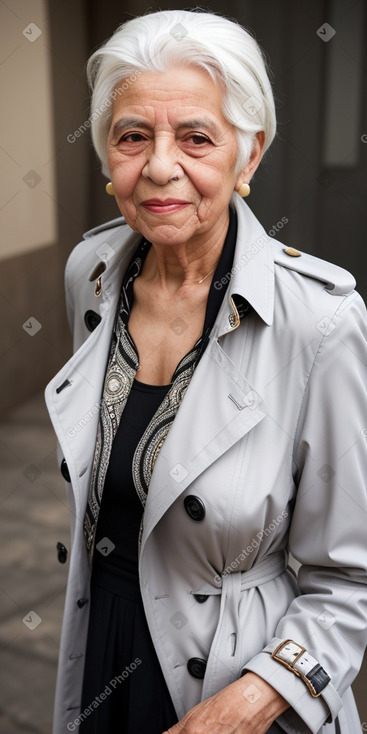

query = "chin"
[138, 220, 198, 246]
[148, 231, 194, 248]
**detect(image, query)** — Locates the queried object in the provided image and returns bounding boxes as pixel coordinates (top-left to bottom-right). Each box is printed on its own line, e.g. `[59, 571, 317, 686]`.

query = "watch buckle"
[271, 639, 306, 668]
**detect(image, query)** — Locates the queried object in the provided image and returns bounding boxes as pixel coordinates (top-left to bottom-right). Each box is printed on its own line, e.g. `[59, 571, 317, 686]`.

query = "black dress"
[80, 379, 178, 733]
[80, 209, 244, 733]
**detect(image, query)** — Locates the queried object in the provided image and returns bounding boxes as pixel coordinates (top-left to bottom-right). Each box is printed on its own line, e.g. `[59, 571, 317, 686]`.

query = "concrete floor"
[0, 392, 69, 733]
[0, 391, 366, 732]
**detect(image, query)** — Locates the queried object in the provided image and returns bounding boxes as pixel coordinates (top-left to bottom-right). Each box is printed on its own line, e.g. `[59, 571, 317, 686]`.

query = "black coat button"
[193, 594, 209, 603]
[184, 495, 206, 521]
[84, 310, 101, 332]
[77, 598, 88, 608]
[187, 658, 207, 679]
[60, 458, 71, 482]
[57, 542, 68, 564]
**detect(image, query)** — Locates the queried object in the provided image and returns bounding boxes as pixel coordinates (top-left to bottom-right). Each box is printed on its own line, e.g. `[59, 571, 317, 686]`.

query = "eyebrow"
[110, 117, 221, 140]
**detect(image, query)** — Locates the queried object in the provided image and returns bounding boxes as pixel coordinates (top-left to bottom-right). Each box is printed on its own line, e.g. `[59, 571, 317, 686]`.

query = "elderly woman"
[45, 9, 367, 734]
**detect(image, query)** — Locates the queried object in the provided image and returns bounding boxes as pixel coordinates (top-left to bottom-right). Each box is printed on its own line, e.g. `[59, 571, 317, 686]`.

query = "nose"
[142, 135, 185, 186]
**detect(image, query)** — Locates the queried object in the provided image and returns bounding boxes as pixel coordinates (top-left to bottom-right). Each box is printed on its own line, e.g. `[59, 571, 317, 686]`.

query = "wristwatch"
[270, 639, 331, 697]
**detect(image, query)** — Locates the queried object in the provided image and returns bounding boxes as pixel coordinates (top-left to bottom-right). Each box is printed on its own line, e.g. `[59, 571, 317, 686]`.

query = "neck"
[141, 212, 229, 294]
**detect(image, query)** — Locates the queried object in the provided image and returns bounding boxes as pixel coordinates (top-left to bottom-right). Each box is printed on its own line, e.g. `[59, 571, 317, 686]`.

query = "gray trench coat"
[45, 195, 367, 734]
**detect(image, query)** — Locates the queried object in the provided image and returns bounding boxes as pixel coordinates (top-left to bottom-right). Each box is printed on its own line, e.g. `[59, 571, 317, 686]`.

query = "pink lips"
[141, 198, 191, 213]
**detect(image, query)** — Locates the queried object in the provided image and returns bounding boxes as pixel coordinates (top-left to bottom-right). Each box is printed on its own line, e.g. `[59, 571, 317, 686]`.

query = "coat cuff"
[240, 642, 342, 734]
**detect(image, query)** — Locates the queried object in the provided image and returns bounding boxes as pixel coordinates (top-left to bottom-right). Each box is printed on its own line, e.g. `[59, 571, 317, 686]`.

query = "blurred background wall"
[0, 0, 366, 414]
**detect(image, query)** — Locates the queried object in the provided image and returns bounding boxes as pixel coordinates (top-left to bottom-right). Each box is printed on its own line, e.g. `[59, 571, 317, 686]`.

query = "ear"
[235, 131, 265, 190]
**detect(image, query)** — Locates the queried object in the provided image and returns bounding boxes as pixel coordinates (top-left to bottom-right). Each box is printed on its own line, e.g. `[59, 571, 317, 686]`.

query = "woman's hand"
[163, 671, 290, 734]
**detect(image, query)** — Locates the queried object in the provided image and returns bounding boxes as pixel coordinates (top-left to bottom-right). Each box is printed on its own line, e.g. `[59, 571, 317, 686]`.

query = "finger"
[163, 723, 185, 734]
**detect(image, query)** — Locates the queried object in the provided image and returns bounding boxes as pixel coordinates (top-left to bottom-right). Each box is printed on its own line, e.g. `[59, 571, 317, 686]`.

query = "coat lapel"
[44, 228, 141, 516]
[140, 332, 268, 549]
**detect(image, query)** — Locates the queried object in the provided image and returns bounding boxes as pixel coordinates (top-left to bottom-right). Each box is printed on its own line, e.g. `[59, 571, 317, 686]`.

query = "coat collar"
[86, 195, 275, 331]
[216, 195, 274, 330]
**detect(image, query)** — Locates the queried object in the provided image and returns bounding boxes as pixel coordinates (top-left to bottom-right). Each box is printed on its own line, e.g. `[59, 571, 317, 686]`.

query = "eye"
[188, 134, 212, 145]
[118, 132, 147, 143]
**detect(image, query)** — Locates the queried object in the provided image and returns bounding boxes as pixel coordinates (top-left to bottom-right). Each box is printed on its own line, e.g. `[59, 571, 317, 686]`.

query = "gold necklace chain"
[197, 266, 216, 284]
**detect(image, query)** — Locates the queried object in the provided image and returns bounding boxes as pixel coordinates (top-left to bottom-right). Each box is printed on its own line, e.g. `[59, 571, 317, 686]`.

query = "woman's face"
[106, 66, 245, 248]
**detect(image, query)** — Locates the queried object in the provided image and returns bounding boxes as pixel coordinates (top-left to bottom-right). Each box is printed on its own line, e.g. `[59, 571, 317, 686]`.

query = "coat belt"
[199, 550, 289, 701]
[192, 550, 288, 596]
[236, 549, 288, 591]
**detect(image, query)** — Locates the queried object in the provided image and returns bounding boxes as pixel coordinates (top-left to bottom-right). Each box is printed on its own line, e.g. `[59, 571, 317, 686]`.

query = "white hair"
[87, 9, 276, 178]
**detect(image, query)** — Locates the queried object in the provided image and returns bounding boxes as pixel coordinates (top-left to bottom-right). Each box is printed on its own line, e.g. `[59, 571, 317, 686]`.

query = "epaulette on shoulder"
[272, 241, 356, 296]
[83, 216, 127, 239]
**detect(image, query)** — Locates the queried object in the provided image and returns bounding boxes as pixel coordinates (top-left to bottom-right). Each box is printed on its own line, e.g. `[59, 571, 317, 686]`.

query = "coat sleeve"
[242, 290, 367, 734]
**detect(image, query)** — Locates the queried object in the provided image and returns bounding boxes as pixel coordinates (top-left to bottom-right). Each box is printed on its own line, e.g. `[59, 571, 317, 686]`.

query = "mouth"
[141, 198, 191, 214]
